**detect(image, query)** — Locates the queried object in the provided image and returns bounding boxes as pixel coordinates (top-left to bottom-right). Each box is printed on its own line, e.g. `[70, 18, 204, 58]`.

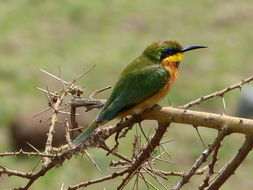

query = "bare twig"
[194, 126, 206, 148]
[64, 120, 72, 146]
[172, 129, 229, 190]
[117, 122, 171, 189]
[142, 164, 169, 190]
[40, 69, 69, 85]
[206, 135, 253, 190]
[83, 150, 103, 175]
[20, 151, 71, 190]
[155, 166, 208, 177]
[139, 172, 158, 190]
[70, 98, 106, 111]
[150, 156, 174, 164]
[141, 105, 253, 136]
[199, 135, 223, 190]
[89, 86, 111, 99]
[100, 144, 132, 163]
[0, 166, 33, 179]
[42, 66, 94, 166]
[58, 65, 66, 91]
[66, 169, 128, 190]
[36, 87, 58, 97]
[43, 87, 68, 166]
[33, 106, 52, 118]
[181, 75, 253, 109]
[0, 150, 55, 158]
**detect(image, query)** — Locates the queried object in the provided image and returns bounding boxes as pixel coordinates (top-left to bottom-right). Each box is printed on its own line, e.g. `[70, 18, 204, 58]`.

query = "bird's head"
[143, 40, 207, 67]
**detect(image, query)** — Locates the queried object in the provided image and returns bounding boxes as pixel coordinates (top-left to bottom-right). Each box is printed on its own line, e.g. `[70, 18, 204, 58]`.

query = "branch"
[0, 150, 55, 158]
[89, 86, 111, 99]
[206, 135, 253, 190]
[19, 150, 74, 190]
[70, 98, 106, 111]
[181, 75, 253, 109]
[172, 129, 229, 190]
[0, 166, 33, 179]
[117, 122, 171, 189]
[140, 105, 253, 136]
[198, 135, 222, 190]
[66, 169, 128, 190]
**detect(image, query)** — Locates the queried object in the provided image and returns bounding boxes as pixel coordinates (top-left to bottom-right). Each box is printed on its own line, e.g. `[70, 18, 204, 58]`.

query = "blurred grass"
[0, 0, 253, 189]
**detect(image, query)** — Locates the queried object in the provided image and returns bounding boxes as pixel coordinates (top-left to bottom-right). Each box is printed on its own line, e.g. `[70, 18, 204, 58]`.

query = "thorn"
[160, 139, 174, 145]
[40, 68, 69, 85]
[194, 126, 206, 149]
[58, 111, 80, 116]
[61, 183, 64, 190]
[36, 87, 58, 97]
[71, 65, 96, 84]
[33, 107, 52, 118]
[58, 65, 66, 91]
[89, 86, 111, 99]
[84, 150, 103, 175]
[25, 142, 41, 153]
[222, 96, 227, 112]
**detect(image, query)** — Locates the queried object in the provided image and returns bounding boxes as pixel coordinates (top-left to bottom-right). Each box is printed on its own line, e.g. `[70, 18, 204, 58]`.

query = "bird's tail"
[72, 120, 99, 145]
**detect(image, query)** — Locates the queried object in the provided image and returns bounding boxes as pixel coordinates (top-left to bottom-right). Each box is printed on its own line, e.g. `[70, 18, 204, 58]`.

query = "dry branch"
[117, 122, 171, 189]
[172, 129, 229, 190]
[0, 166, 33, 179]
[181, 75, 253, 109]
[0, 150, 55, 158]
[206, 135, 253, 190]
[141, 105, 253, 135]
[66, 169, 128, 190]
[199, 134, 223, 190]
[43, 89, 68, 166]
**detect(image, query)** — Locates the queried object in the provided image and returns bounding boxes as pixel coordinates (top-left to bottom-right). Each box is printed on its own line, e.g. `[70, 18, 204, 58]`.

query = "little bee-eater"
[73, 40, 207, 145]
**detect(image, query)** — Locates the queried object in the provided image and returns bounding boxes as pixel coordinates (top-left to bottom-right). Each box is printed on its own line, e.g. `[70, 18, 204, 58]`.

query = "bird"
[73, 40, 207, 145]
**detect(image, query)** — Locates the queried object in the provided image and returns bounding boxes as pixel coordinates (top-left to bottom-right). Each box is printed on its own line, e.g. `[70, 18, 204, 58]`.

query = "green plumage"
[72, 41, 178, 145]
[96, 41, 181, 123]
[97, 59, 169, 122]
[73, 56, 169, 145]
[73, 54, 169, 145]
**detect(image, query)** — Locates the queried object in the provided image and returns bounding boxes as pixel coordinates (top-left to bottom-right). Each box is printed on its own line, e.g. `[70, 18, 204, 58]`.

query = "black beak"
[181, 45, 207, 53]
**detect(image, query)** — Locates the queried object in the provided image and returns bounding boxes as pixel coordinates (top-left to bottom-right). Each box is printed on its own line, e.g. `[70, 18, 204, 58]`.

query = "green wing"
[96, 65, 169, 122]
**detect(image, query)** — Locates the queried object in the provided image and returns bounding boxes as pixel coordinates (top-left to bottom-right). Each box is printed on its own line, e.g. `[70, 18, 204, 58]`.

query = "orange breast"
[162, 60, 179, 83]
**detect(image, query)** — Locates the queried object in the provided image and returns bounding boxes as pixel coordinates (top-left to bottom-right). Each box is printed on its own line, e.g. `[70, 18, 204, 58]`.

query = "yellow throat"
[163, 53, 184, 63]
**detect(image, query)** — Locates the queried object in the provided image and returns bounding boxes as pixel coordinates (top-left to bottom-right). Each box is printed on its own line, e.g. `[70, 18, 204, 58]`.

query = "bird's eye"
[162, 48, 177, 55]
[160, 47, 178, 60]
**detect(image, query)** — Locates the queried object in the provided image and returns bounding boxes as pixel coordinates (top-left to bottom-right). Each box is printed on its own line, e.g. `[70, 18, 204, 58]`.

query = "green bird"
[73, 40, 207, 145]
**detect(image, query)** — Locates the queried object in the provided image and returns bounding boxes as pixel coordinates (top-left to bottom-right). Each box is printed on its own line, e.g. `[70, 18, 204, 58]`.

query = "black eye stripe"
[162, 47, 178, 55]
[160, 47, 180, 61]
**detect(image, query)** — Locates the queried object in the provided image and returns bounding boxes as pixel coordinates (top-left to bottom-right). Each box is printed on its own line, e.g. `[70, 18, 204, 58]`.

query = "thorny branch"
[117, 122, 171, 190]
[1, 71, 253, 190]
[198, 131, 223, 190]
[43, 87, 68, 166]
[181, 75, 253, 109]
[0, 150, 55, 158]
[206, 135, 253, 190]
[172, 129, 230, 190]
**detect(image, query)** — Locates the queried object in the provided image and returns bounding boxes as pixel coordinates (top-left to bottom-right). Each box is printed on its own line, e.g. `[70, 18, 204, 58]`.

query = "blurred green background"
[1, 0, 253, 189]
